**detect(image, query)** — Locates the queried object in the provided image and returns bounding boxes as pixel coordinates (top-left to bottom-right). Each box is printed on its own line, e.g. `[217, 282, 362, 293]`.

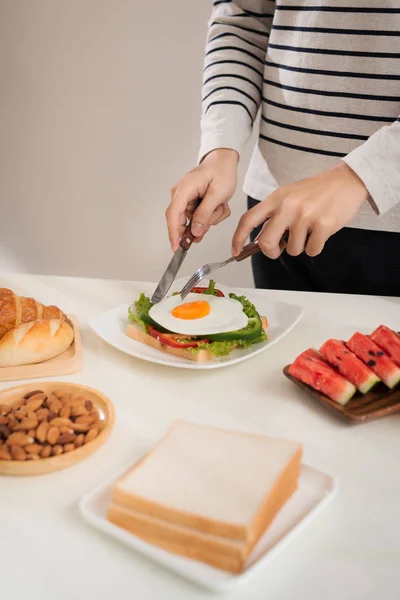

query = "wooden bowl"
[0, 382, 115, 476]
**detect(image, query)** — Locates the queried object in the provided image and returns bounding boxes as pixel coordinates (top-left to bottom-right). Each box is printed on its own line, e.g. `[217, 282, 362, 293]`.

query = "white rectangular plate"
[79, 463, 337, 592]
[89, 279, 303, 370]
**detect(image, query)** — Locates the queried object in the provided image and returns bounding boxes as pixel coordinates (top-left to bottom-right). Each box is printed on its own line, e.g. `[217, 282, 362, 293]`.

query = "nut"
[84, 427, 99, 444]
[36, 408, 49, 422]
[52, 445, 63, 456]
[11, 446, 27, 461]
[49, 417, 72, 428]
[57, 432, 76, 445]
[25, 394, 46, 412]
[7, 432, 33, 447]
[6, 417, 17, 431]
[40, 445, 52, 459]
[11, 397, 25, 411]
[23, 389, 45, 400]
[74, 434, 85, 448]
[25, 443, 43, 455]
[27, 428, 36, 438]
[26, 453, 40, 460]
[63, 443, 75, 453]
[47, 426, 60, 446]
[36, 421, 49, 443]
[70, 422, 90, 433]
[49, 398, 63, 415]
[0, 404, 11, 416]
[0, 415, 8, 425]
[75, 414, 96, 425]
[14, 412, 38, 432]
[0, 425, 11, 440]
[47, 411, 58, 421]
[84, 400, 93, 412]
[14, 409, 27, 421]
[60, 406, 71, 419]
[71, 404, 88, 417]
[0, 447, 12, 460]
[65, 396, 85, 408]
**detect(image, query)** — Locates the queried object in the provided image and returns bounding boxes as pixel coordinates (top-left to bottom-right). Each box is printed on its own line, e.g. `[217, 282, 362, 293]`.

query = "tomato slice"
[190, 287, 224, 297]
[148, 326, 209, 349]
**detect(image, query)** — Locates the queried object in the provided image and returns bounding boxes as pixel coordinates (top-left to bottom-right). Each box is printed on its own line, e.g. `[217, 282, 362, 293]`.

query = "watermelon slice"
[370, 325, 400, 368]
[347, 332, 400, 389]
[288, 348, 356, 405]
[320, 339, 380, 394]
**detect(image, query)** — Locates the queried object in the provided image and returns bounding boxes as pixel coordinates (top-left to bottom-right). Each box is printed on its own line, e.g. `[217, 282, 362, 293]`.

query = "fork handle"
[235, 241, 261, 262]
[180, 198, 202, 251]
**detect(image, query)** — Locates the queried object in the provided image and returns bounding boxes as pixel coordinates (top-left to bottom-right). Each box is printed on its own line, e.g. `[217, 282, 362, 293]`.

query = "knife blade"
[151, 200, 201, 304]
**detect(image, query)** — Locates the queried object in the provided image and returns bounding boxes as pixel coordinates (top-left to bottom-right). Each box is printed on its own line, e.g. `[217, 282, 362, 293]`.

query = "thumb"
[191, 184, 228, 237]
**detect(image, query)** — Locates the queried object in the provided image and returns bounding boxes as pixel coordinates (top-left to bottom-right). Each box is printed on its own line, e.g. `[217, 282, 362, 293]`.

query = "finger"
[167, 176, 208, 251]
[286, 221, 309, 256]
[192, 225, 210, 244]
[209, 203, 231, 227]
[170, 183, 178, 201]
[191, 184, 229, 238]
[305, 225, 329, 257]
[257, 214, 289, 259]
[231, 199, 276, 255]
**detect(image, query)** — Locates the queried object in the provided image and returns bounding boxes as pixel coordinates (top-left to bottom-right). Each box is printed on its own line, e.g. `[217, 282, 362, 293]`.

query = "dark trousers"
[248, 197, 400, 297]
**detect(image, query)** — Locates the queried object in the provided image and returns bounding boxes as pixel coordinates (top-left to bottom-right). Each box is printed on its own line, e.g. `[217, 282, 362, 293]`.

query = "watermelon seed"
[368, 351, 375, 356]
[367, 359, 376, 367]
[377, 351, 384, 356]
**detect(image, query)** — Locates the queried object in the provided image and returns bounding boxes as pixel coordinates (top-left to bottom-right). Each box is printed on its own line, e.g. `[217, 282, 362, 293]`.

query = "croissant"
[0, 288, 68, 340]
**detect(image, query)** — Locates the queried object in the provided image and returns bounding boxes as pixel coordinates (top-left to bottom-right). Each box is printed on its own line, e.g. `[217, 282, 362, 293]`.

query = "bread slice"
[126, 317, 268, 362]
[109, 421, 302, 568]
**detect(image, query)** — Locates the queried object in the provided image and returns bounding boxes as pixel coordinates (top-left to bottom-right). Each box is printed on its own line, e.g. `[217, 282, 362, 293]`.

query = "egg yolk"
[172, 300, 211, 320]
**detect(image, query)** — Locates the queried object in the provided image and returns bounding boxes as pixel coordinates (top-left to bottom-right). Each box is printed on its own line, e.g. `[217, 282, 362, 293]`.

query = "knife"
[151, 199, 201, 304]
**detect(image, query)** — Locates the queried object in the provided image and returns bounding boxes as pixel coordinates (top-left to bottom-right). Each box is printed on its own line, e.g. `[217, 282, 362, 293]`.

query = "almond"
[25, 394, 46, 412]
[71, 405, 88, 417]
[60, 406, 71, 419]
[63, 443, 75, 453]
[11, 397, 25, 411]
[36, 421, 49, 443]
[57, 432, 76, 445]
[49, 417, 72, 428]
[40, 445, 52, 459]
[84, 427, 99, 444]
[11, 446, 27, 460]
[27, 428, 37, 438]
[49, 398, 63, 415]
[14, 409, 27, 421]
[47, 427, 60, 445]
[84, 400, 93, 412]
[23, 390, 45, 400]
[48, 411, 58, 421]
[52, 445, 63, 456]
[26, 453, 40, 460]
[65, 396, 86, 408]
[7, 432, 33, 447]
[0, 404, 10, 416]
[14, 412, 38, 431]
[0, 425, 10, 440]
[0, 415, 8, 425]
[75, 414, 96, 425]
[74, 434, 85, 448]
[6, 417, 17, 431]
[70, 422, 90, 433]
[36, 408, 49, 422]
[25, 443, 43, 455]
[59, 426, 74, 434]
[0, 448, 12, 460]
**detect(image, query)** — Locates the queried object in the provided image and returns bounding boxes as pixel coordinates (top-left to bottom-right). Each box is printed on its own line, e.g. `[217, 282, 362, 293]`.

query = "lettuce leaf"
[128, 293, 153, 331]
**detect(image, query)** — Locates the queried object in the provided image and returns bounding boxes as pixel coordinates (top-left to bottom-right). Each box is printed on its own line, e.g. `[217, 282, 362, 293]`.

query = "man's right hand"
[166, 148, 239, 252]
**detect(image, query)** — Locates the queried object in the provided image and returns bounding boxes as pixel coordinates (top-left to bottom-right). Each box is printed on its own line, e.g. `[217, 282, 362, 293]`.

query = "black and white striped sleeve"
[343, 117, 400, 217]
[199, 0, 274, 161]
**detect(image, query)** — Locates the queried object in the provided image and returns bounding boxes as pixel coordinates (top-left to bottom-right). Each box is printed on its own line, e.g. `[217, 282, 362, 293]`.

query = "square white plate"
[89, 279, 304, 370]
[79, 463, 337, 593]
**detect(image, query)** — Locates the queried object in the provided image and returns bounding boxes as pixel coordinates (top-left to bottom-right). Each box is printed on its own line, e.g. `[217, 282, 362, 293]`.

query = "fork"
[180, 241, 261, 301]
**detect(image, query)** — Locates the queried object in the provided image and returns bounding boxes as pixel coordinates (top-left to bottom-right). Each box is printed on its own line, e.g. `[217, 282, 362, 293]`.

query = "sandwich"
[107, 421, 302, 573]
[126, 281, 268, 361]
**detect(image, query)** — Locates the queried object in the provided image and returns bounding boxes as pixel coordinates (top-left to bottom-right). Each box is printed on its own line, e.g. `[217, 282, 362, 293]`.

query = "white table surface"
[1, 274, 399, 600]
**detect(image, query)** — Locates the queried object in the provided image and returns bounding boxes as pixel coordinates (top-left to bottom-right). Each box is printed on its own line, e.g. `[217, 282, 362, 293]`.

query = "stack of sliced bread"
[107, 421, 302, 573]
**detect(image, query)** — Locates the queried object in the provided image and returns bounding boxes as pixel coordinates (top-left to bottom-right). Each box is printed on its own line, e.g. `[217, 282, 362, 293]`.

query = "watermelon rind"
[289, 348, 356, 405]
[320, 339, 380, 394]
[347, 332, 400, 390]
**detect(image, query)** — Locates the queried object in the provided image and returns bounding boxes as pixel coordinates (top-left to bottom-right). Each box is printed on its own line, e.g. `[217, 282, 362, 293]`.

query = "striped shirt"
[199, 0, 400, 232]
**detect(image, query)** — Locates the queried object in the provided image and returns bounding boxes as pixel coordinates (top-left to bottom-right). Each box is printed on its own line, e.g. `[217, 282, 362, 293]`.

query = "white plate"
[79, 463, 337, 593]
[89, 279, 304, 370]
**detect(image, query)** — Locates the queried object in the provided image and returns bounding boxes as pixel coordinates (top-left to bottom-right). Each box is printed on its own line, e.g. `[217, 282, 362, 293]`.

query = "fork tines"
[180, 270, 205, 301]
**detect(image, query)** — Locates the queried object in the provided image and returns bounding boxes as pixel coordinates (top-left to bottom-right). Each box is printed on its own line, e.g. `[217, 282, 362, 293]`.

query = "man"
[166, 1, 400, 296]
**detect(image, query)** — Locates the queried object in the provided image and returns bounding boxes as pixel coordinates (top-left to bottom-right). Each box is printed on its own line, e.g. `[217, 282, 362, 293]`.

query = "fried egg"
[149, 293, 248, 335]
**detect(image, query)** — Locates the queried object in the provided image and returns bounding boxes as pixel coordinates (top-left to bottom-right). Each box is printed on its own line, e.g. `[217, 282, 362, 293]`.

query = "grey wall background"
[0, 0, 254, 287]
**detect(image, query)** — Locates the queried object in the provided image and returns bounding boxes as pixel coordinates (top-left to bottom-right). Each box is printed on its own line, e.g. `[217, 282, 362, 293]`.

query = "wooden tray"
[283, 365, 400, 424]
[0, 382, 115, 475]
[0, 315, 82, 382]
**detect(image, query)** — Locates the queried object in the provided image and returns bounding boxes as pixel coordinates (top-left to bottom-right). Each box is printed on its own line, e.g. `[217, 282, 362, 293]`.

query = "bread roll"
[0, 319, 74, 367]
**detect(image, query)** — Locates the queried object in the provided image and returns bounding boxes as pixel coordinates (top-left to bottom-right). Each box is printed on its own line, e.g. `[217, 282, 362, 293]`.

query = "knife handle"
[180, 198, 202, 251]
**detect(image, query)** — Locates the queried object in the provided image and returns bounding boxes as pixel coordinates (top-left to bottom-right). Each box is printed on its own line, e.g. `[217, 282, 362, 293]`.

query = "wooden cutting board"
[283, 365, 400, 424]
[0, 315, 82, 382]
